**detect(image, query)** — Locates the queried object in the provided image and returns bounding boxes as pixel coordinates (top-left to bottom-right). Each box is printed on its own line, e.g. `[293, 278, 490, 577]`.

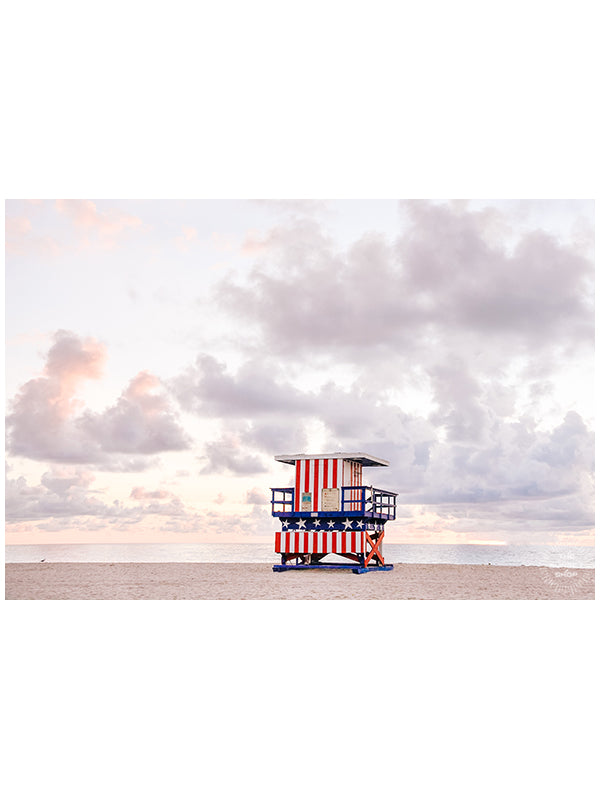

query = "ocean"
[4, 542, 595, 568]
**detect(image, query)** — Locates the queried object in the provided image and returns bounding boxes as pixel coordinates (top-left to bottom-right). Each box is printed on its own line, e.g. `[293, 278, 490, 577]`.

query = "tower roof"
[274, 452, 389, 467]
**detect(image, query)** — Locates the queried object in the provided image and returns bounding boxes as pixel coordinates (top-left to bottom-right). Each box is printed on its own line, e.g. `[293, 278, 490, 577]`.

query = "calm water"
[5, 542, 595, 568]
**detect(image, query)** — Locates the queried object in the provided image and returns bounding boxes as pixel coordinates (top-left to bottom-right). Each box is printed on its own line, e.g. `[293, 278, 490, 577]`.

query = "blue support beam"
[272, 563, 394, 574]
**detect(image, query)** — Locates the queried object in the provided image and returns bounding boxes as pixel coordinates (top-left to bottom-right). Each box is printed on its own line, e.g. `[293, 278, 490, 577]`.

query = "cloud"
[199, 200, 594, 527]
[251, 199, 331, 217]
[55, 199, 142, 247]
[6, 216, 32, 237]
[172, 354, 315, 472]
[215, 201, 593, 367]
[427, 358, 487, 442]
[44, 328, 106, 416]
[7, 461, 273, 536]
[40, 467, 96, 495]
[198, 434, 268, 475]
[5, 468, 189, 525]
[175, 225, 198, 252]
[181, 225, 197, 241]
[6, 331, 107, 461]
[239, 420, 309, 455]
[5, 468, 115, 522]
[193, 417, 304, 476]
[6, 331, 192, 470]
[172, 344, 593, 533]
[245, 487, 267, 505]
[241, 230, 269, 256]
[172, 353, 314, 418]
[81, 371, 191, 456]
[393, 410, 594, 529]
[5, 214, 62, 257]
[130, 486, 174, 501]
[396, 202, 593, 346]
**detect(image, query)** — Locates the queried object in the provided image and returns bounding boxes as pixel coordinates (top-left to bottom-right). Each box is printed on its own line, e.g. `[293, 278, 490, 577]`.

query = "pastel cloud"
[40, 467, 96, 495]
[6, 331, 192, 470]
[6, 464, 271, 538]
[80, 371, 191, 456]
[44, 328, 106, 418]
[6, 468, 113, 522]
[241, 230, 269, 256]
[245, 487, 267, 505]
[181, 225, 197, 241]
[127, 485, 186, 517]
[172, 354, 312, 470]
[55, 199, 142, 246]
[180, 199, 594, 538]
[5, 468, 187, 525]
[170, 347, 594, 535]
[216, 201, 593, 362]
[199, 433, 268, 475]
[6, 331, 107, 460]
[130, 486, 174, 501]
[173, 353, 313, 418]
[175, 224, 198, 252]
[5, 213, 61, 257]
[6, 216, 32, 237]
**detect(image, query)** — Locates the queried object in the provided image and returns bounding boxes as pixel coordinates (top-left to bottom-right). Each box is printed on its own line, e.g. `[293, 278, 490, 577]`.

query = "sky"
[4, 198, 595, 545]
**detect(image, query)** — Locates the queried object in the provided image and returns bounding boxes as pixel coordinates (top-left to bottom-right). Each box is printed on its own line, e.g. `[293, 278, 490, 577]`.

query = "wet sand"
[5, 562, 595, 600]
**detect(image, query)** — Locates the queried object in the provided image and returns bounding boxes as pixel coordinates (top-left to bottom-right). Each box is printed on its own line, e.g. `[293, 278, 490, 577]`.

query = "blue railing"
[270, 486, 397, 520]
[270, 487, 294, 514]
[341, 486, 397, 518]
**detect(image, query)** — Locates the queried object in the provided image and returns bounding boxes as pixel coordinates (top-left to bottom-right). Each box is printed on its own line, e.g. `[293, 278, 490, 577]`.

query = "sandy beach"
[5, 562, 595, 600]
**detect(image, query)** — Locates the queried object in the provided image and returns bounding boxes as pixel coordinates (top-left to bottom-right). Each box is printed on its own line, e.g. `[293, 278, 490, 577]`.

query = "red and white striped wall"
[275, 529, 366, 554]
[344, 459, 362, 511]
[293, 458, 363, 512]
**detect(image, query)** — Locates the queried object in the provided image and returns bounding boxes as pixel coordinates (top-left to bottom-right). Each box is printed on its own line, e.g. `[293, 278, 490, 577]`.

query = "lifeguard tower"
[270, 452, 397, 573]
